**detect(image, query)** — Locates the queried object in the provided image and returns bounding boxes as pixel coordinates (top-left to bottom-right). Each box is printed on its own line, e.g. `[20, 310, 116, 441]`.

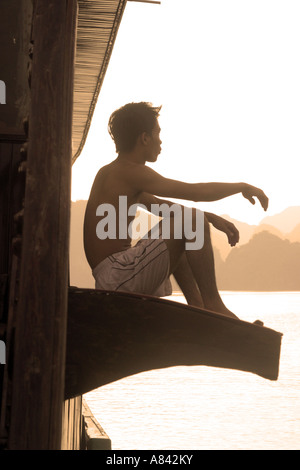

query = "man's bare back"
[84, 159, 143, 269]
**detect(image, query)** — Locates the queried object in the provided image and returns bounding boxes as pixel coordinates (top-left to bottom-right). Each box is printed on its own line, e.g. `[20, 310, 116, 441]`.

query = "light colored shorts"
[92, 236, 172, 297]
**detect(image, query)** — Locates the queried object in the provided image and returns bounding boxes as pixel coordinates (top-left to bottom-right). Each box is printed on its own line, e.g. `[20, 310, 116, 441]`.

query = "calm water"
[84, 292, 300, 450]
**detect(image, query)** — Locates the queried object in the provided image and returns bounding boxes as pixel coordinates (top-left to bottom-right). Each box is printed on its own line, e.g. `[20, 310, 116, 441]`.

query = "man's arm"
[127, 165, 269, 211]
[139, 194, 240, 247]
[138, 192, 179, 213]
[205, 212, 240, 247]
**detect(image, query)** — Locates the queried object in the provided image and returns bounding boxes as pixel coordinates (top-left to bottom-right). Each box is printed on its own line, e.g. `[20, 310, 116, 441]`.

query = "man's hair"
[108, 102, 161, 153]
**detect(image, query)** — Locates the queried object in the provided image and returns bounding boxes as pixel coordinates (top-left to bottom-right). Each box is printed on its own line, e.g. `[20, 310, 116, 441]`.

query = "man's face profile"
[145, 120, 162, 162]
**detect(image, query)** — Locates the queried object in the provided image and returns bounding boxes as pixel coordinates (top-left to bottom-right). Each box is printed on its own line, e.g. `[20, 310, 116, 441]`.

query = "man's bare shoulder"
[91, 160, 124, 189]
[95, 159, 143, 180]
[88, 159, 144, 203]
[91, 158, 176, 202]
[96, 159, 157, 188]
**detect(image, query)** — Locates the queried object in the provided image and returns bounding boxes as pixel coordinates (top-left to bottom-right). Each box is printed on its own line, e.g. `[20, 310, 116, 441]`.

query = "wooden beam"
[8, 0, 77, 450]
[127, 0, 161, 4]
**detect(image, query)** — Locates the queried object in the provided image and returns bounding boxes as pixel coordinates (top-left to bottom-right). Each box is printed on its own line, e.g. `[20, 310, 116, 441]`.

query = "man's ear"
[140, 131, 150, 146]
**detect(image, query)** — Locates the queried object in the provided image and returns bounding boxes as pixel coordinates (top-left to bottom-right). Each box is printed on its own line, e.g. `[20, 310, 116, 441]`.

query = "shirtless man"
[84, 102, 268, 319]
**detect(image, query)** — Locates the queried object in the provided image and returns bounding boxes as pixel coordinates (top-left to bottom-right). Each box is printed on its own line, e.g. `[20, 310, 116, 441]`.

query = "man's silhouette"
[84, 102, 268, 318]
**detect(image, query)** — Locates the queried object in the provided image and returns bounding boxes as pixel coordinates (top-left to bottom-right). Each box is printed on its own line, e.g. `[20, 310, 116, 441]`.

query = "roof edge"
[72, 0, 127, 165]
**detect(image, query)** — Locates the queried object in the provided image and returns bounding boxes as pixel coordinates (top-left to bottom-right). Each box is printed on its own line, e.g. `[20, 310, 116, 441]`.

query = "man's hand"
[242, 184, 269, 211]
[205, 212, 239, 247]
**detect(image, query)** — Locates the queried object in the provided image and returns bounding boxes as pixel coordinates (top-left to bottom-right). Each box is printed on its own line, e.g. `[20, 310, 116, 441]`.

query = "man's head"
[108, 102, 162, 157]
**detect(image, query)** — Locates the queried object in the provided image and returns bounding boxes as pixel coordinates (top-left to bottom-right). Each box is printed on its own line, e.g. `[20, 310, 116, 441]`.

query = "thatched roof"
[72, 0, 127, 164]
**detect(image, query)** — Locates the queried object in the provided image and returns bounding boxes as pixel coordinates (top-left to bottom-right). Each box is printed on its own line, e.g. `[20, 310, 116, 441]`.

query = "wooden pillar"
[9, 1, 77, 449]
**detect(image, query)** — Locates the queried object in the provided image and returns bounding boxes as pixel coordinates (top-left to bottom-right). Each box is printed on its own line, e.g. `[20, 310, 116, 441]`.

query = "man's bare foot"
[204, 300, 239, 320]
[187, 297, 205, 309]
[218, 306, 239, 320]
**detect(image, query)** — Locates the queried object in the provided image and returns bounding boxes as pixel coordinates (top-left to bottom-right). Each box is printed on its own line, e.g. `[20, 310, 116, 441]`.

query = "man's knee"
[160, 206, 208, 248]
[203, 214, 211, 233]
[202, 214, 212, 247]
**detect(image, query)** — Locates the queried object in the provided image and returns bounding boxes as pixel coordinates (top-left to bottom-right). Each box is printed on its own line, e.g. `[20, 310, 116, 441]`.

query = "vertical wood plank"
[9, 0, 77, 449]
[61, 397, 83, 450]
[0, 143, 13, 275]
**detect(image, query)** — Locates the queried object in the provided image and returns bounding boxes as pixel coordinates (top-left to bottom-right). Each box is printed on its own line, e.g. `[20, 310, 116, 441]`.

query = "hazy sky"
[71, 0, 300, 226]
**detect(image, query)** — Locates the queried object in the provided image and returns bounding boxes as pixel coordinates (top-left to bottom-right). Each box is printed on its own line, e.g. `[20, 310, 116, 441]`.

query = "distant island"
[210, 206, 300, 291]
[70, 202, 300, 292]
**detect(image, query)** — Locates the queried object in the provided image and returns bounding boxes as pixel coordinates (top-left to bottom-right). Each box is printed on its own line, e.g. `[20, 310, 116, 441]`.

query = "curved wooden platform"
[65, 287, 283, 399]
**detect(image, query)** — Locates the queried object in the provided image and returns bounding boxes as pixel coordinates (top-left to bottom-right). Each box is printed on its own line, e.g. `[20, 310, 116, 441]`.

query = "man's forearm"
[193, 182, 246, 202]
[204, 211, 216, 223]
[204, 211, 226, 227]
[203, 211, 240, 246]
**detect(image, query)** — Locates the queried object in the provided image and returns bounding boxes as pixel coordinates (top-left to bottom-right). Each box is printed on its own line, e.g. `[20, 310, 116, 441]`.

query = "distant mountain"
[212, 207, 300, 260]
[259, 206, 300, 234]
[216, 231, 300, 291]
[253, 223, 283, 239]
[288, 223, 300, 243]
[70, 200, 94, 288]
[210, 216, 256, 260]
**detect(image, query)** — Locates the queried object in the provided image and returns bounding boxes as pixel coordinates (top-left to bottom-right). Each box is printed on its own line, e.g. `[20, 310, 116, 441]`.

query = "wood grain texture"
[8, 1, 77, 449]
[65, 288, 282, 399]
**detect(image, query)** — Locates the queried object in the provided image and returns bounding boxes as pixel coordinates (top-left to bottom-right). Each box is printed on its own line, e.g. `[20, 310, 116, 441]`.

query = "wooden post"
[9, 1, 77, 449]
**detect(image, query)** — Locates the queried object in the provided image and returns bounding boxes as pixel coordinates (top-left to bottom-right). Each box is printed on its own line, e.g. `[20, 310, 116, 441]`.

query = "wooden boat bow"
[65, 287, 283, 399]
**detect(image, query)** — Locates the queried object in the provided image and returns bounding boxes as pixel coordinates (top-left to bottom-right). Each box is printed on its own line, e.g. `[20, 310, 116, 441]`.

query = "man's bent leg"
[162, 214, 239, 319]
[185, 216, 238, 318]
[173, 253, 204, 308]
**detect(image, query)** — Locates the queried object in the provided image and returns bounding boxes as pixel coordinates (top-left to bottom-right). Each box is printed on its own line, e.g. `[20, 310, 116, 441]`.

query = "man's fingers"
[243, 187, 269, 211]
[247, 195, 255, 205]
[227, 223, 239, 246]
[260, 193, 269, 211]
[256, 190, 269, 211]
[242, 191, 255, 205]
